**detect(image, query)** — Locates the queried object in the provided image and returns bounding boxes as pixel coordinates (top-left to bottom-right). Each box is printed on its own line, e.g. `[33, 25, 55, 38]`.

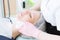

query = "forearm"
[37, 30, 60, 40]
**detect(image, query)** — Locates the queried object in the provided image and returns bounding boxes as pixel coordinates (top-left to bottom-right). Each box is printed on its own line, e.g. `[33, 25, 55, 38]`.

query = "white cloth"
[0, 18, 12, 38]
[41, 0, 60, 31]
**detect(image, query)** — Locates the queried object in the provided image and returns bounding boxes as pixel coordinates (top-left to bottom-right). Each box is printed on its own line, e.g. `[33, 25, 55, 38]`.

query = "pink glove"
[18, 22, 40, 38]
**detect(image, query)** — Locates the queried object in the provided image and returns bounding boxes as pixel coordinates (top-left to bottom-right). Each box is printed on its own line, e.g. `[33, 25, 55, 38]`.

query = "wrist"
[24, 22, 40, 39]
[32, 28, 40, 39]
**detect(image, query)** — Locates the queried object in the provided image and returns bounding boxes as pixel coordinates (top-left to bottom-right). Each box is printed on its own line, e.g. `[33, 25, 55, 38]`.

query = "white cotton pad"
[15, 21, 25, 29]
[13, 18, 25, 29]
[10, 17, 25, 29]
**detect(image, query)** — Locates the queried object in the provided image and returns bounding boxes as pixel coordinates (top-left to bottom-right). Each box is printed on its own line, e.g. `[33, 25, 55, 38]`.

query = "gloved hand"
[17, 22, 40, 38]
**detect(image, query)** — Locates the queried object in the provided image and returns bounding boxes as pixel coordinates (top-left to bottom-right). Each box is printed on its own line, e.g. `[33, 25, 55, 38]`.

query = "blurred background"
[0, 0, 39, 18]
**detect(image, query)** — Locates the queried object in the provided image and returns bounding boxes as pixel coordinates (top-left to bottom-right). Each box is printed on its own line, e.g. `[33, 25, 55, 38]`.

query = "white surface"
[41, 0, 60, 31]
[0, 18, 12, 38]
[55, 8, 60, 31]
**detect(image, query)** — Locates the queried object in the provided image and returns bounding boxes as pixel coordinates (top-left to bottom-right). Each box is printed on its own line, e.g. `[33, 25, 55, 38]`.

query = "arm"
[12, 0, 41, 38]
[12, 13, 31, 39]
[18, 21, 60, 40]
[12, 10, 40, 39]
[38, 30, 60, 40]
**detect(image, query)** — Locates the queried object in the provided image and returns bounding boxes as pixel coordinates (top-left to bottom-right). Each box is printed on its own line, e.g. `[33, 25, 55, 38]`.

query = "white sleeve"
[0, 18, 12, 38]
[55, 7, 60, 31]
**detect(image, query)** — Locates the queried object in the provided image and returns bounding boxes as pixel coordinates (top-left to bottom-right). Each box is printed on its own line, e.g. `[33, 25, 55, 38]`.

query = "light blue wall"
[0, 0, 4, 17]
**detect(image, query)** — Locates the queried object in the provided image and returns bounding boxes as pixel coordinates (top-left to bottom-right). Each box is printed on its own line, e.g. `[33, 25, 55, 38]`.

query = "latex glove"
[17, 22, 40, 38]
